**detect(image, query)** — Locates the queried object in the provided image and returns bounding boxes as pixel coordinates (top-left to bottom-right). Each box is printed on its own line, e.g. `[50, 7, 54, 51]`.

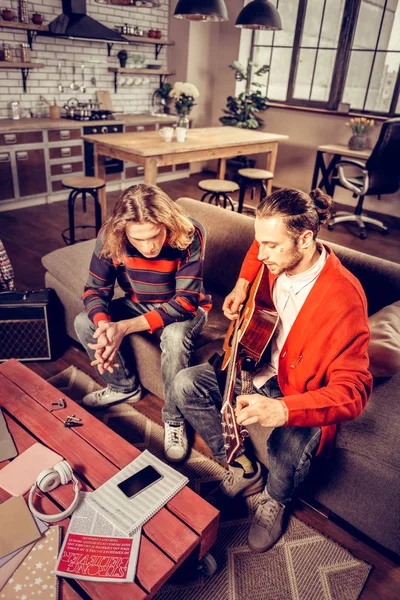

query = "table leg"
[144, 159, 158, 186]
[217, 158, 226, 180]
[311, 151, 322, 190]
[265, 143, 278, 195]
[94, 148, 107, 223]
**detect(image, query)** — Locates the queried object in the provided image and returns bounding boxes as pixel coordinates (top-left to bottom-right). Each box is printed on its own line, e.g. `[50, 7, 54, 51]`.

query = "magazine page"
[86, 450, 188, 536]
[54, 493, 141, 583]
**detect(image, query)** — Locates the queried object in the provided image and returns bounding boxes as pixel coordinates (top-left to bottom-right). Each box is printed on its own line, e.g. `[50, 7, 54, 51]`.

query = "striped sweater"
[83, 218, 212, 332]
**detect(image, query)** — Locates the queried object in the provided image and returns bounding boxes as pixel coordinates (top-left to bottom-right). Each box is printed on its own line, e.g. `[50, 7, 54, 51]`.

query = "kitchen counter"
[0, 114, 177, 132]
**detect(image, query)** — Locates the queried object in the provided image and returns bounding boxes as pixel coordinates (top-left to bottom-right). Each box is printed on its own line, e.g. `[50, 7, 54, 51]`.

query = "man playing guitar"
[172, 187, 372, 554]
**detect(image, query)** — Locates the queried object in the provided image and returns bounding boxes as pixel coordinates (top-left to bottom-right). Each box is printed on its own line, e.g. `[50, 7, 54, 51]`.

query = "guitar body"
[222, 265, 278, 370]
[220, 265, 279, 463]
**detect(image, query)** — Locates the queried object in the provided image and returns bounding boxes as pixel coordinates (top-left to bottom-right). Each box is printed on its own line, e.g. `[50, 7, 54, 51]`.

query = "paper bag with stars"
[1, 526, 61, 600]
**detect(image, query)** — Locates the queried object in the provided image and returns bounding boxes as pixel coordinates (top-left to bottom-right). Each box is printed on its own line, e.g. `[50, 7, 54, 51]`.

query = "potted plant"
[169, 81, 200, 129]
[117, 49, 128, 69]
[346, 117, 374, 150]
[152, 82, 173, 114]
[220, 60, 269, 129]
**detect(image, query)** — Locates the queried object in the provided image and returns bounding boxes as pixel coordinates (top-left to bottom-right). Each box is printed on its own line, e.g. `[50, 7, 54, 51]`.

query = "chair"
[328, 118, 400, 239]
[237, 168, 273, 213]
[61, 176, 105, 245]
[198, 179, 239, 211]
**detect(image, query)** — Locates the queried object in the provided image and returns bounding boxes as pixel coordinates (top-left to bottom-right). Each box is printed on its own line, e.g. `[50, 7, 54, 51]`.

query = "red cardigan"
[239, 241, 372, 454]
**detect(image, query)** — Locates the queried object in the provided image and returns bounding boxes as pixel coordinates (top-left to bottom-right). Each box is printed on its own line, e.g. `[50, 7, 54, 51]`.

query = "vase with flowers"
[169, 82, 200, 134]
[346, 117, 374, 150]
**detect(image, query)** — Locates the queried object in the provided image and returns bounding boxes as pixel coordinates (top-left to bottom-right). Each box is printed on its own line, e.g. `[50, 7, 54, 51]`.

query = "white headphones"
[28, 460, 80, 523]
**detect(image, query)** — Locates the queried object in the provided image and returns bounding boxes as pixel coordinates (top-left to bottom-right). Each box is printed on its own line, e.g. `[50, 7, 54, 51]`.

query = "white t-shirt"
[253, 244, 327, 389]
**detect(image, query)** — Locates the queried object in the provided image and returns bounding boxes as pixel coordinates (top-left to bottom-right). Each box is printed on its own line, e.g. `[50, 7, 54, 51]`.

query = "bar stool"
[237, 168, 273, 213]
[198, 179, 240, 211]
[61, 176, 105, 245]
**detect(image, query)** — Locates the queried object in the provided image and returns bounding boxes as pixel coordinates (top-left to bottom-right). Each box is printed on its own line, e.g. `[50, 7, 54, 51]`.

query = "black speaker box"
[0, 289, 61, 362]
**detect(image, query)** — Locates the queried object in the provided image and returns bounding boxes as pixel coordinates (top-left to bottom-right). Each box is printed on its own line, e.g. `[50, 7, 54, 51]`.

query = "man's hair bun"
[309, 188, 333, 225]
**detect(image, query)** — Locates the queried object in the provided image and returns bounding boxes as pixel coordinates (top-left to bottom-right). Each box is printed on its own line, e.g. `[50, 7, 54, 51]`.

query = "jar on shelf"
[18, 0, 29, 23]
[2, 43, 13, 62]
[20, 43, 31, 62]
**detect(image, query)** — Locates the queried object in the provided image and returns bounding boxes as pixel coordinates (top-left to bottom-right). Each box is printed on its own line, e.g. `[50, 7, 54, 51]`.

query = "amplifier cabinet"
[0, 289, 55, 361]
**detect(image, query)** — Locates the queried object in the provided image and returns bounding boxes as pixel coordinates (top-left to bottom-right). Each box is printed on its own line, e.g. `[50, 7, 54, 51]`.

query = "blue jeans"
[74, 297, 207, 423]
[173, 365, 321, 504]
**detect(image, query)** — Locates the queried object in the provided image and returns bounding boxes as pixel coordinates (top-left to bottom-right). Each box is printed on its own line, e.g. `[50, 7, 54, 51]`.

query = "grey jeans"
[172, 364, 321, 504]
[74, 297, 207, 423]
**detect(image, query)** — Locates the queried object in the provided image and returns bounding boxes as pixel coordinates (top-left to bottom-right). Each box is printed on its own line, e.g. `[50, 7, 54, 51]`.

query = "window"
[251, 0, 400, 115]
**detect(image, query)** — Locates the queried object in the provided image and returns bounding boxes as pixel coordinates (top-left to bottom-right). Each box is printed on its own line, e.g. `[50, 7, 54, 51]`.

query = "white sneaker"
[82, 385, 142, 409]
[164, 421, 189, 464]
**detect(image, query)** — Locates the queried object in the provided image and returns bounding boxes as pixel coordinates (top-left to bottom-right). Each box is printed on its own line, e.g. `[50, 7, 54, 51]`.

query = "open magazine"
[55, 492, 141, 583]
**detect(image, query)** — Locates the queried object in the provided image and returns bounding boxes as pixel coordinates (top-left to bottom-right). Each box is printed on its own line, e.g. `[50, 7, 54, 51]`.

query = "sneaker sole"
[83, 389, 142, 409]
[163, 450, 189, 464]
[247, 529, 284, 553]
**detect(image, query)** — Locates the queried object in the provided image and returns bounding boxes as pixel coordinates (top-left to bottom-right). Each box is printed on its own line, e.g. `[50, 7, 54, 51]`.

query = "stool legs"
[238, 178, 269, 213]
[63, 187, 102, 245]
[92, 190, 102, 235]
[67, 189, 79, 245]
[238, 180, 246, 214]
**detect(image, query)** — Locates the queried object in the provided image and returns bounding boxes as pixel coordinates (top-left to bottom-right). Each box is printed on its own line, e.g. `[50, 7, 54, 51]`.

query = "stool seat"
[62, 176, 105, 190]
[238, 168, 273, 180]
[198, 179, 240, 193]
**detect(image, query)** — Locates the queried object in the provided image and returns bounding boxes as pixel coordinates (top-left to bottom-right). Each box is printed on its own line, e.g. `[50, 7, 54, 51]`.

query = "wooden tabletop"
[317, 144, 371, 160]
[0, 360, 219, 600]
[83, 127, 289, 157]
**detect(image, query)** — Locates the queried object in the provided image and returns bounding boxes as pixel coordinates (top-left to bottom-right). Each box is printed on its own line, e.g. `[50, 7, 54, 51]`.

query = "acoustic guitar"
[220, 265, 279, 463]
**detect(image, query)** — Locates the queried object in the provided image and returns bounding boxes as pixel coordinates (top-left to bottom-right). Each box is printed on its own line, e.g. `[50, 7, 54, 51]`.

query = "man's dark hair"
[256, 187, 333, 240]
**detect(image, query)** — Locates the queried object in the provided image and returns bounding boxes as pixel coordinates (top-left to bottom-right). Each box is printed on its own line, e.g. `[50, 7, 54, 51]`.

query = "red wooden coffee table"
[0, 360, 219, 600]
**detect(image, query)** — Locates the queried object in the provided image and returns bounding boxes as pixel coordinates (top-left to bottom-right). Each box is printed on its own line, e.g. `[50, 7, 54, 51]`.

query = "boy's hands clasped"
[88, 321, 126, 375]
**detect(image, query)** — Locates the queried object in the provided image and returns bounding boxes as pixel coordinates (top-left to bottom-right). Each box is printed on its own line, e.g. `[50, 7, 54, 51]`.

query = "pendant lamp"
[235, 0, 282, 30]
[173, 0, 228, 22]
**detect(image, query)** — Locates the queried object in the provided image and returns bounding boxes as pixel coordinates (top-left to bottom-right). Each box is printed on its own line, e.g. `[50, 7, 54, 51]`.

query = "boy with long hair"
[75, 184, 211, 463]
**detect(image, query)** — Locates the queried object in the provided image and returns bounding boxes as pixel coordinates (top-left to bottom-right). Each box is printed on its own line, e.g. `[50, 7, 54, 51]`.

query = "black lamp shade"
[173, 0, 228, 22]
[235, 0, 282, 30]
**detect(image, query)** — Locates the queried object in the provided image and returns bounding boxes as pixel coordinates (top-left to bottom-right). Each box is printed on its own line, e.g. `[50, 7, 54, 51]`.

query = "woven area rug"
[48, 366, 371, 600]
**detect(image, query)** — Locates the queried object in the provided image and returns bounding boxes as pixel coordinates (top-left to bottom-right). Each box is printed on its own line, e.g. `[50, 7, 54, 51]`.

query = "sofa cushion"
[368, 300, 400, 377]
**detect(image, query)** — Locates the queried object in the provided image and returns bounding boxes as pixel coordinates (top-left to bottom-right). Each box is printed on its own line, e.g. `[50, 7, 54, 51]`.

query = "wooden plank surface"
[0, 360, 219, 595]
[83, 126, 289, 157]
[317, 144, 370, 159]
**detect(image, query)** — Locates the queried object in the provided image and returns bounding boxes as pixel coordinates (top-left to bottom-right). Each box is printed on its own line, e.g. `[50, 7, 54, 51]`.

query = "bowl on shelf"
[146, 59, 163, 70]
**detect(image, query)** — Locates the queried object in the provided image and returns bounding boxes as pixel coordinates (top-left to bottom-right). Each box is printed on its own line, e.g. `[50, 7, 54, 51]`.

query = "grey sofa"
[42, 197, 400, 556]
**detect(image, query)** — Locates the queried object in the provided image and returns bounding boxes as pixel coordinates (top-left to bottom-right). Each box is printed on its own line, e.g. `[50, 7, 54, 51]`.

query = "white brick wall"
[0, 0, 170, 118]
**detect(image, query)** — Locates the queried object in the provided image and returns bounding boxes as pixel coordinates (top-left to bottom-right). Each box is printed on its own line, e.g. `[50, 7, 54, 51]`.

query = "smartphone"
[117, 465, 163, 499]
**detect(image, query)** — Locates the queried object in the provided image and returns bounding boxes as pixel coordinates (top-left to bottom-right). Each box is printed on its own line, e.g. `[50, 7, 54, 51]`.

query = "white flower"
[170, 81, 200, 99]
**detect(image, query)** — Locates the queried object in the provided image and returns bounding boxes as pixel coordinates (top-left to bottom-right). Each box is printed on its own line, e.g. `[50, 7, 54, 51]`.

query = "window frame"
[253, 0, 400, 117]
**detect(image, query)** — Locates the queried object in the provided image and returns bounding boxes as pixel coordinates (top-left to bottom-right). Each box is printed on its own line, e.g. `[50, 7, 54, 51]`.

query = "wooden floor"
[1, 173, 400, 599]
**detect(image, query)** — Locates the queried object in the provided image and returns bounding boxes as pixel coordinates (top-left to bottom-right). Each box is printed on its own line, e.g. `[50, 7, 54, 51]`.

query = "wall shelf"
[108, 67, 175, 93]
[0, 61, 44, 92]
[107, 35, 174, 59]
[0, 20, 48, 49]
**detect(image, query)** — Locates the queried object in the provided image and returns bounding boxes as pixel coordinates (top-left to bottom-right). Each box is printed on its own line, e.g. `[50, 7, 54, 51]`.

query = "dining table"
[82, 126, 288, 222]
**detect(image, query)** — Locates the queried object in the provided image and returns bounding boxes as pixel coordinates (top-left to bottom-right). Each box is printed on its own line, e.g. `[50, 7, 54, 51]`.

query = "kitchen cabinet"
[0, 131, 42, 146]
[0, 152, 14, 202]
[16, 148, 47, 197]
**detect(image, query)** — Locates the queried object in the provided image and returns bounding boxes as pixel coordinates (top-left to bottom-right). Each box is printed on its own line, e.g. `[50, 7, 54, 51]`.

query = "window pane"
[352, 0, 385, 50]
[342, 51, 375, 109]
[268, 48, 293, 101]
[273, 0, 300, 46]
[301, 0, 345, 48]
[364, 55, 400, 112]
[252, 46, 272, 96]
[254, 0, 300, 47]
[378, 0, 400, 51]
[301, 0, 325, 45]
[319, 0, 346, 47]
[293, 48, 317, 99]
[310, 50, 337, 101]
